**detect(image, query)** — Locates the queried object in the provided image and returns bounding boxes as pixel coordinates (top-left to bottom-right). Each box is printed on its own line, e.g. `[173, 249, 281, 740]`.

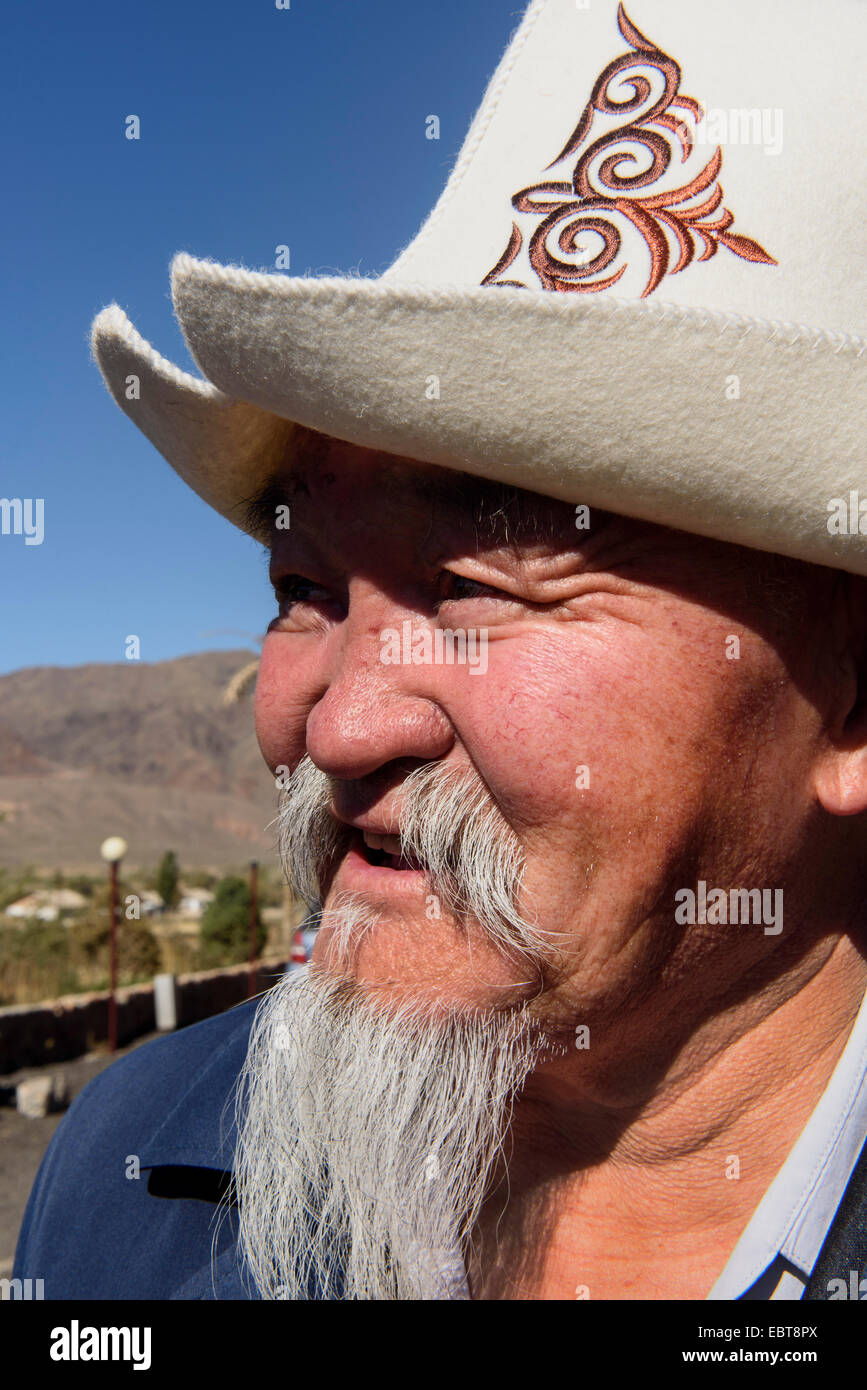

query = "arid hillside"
[0, 651, 279, 869]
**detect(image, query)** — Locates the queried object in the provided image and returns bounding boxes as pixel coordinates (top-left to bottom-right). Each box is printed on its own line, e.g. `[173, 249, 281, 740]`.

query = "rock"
[16, 1076, 52, 1118]
[50, 1073, 69, 1110]
[16, 1072, 69, 1118]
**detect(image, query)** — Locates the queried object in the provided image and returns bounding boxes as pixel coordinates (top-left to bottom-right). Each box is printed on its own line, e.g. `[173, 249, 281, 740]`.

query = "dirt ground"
[0, 1032, 159, 1275]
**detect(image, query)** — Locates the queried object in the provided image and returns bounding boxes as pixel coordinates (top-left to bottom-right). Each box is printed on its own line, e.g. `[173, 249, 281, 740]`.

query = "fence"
[0, 957, 290, 1074]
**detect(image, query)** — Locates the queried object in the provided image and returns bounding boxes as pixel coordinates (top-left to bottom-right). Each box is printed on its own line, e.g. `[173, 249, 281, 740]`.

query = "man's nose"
[303, 603, 454, 781]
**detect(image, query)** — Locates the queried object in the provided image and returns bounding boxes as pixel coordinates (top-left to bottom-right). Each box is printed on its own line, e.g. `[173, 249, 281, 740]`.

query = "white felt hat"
[91, 0, 867, 573]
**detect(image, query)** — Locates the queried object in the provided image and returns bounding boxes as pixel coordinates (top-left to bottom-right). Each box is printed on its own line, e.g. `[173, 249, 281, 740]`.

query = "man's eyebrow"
[243, 456, 577, 551]
[242, 425, 331, 539]
[395, 469, 578, 550]
[243, 476, 295, 541]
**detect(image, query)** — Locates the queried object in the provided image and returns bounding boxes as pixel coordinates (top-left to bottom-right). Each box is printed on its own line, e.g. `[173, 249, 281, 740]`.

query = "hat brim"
[91, 252, 867, 574]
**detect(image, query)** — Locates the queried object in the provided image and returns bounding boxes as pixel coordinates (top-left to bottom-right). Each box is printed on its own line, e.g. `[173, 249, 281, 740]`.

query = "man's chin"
[310, 891, 542, 1014]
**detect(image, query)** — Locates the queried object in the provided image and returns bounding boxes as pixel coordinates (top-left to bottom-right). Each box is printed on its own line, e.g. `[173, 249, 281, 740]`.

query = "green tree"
[156, 850, 180, 910]
[200, 875, 265, 966]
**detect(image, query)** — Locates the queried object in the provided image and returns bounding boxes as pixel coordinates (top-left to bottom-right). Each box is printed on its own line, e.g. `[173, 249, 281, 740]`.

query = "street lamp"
[100, 836, 128, 1053]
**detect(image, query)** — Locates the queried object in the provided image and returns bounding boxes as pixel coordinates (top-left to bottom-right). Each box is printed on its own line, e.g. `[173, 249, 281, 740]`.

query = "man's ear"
[814, 574, 867, 816]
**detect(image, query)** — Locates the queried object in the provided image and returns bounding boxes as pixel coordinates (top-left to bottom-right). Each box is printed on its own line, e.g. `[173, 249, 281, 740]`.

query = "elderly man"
[15, 0, 867, 1300]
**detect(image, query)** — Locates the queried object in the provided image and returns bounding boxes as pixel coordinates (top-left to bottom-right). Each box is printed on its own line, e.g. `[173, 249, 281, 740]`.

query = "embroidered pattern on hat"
[482, 2, 777, 297]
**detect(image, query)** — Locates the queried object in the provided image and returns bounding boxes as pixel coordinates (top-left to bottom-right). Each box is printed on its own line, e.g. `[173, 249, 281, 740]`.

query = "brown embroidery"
[482, 2, 777, 296]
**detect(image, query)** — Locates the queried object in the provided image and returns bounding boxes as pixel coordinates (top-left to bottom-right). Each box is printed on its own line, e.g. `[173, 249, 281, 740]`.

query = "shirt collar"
[708, 979, 867, 1298]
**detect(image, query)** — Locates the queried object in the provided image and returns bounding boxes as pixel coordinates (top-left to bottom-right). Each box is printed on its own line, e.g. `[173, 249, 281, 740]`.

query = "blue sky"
[1, 0, 525, 674]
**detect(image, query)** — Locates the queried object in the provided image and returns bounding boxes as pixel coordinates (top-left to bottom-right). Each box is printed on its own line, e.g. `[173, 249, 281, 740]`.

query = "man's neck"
[467, 933, 867, 1300]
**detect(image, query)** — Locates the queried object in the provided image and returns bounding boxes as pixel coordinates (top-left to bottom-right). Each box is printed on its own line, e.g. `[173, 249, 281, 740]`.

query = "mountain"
[0, 651, 281, 870]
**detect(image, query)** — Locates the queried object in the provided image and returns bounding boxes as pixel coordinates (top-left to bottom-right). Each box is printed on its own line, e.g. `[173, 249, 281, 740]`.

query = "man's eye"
[272, 570, 508, 613]
[273, 574, 329, 608]
[435, 571, 507, 604]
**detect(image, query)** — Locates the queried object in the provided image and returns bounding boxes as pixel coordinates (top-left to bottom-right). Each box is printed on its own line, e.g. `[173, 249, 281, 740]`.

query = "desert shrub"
[0, 922, 80, 1005]
[158, 931, 201, 976]
[68, 882, 162, 986]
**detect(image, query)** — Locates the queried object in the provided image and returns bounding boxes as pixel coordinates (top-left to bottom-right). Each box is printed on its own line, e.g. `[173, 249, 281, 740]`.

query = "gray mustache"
[273, 755, 556, 967]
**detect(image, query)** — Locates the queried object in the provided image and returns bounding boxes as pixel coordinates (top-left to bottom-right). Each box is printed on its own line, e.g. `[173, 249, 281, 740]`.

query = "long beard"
[232, 965, 550, 1300]
[232, 756, 563, 1299]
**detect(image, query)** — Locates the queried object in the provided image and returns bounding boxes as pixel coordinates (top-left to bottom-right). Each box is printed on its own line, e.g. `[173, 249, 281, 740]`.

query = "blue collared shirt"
[14, 980, 867, 1299]
[14, 996, 260, 1300]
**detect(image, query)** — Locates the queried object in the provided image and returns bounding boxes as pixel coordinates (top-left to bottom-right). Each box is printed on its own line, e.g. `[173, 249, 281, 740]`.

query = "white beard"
[232, 962, 550, 1300]
[232, 755, 565, 1299]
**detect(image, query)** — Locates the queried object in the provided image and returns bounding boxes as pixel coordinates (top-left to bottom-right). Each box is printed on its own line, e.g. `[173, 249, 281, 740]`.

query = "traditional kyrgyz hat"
[91, 0, 866, 573]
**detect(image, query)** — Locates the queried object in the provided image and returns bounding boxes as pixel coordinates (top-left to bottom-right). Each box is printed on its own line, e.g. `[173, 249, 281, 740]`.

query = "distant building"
[4, 889, 88, 922]
[178, 889, 215, 919]
[138, 891, 165, 917]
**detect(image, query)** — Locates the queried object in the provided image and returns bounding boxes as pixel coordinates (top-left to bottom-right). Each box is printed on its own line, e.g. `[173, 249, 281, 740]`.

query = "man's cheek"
[253, 640, 311, 771]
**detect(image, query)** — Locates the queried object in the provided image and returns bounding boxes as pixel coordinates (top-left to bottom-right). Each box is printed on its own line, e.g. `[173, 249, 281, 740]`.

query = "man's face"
[254, 431, 836, 1034]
